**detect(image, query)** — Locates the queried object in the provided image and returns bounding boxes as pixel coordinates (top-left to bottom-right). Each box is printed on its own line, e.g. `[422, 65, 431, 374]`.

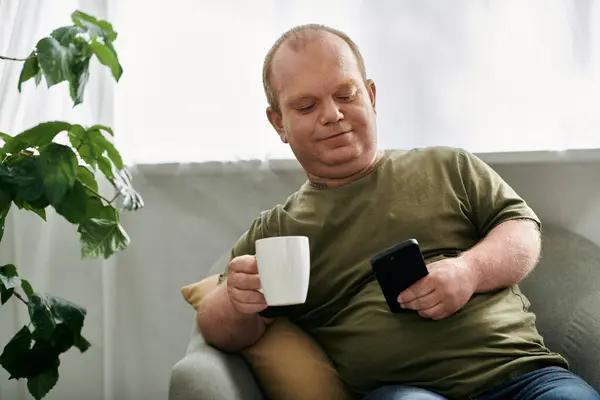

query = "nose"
[319, 98, 344, 126]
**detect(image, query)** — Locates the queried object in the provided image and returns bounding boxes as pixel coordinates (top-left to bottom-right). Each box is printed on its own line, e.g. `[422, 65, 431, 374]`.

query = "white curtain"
[111, 0, 600, 164]
[1, 1, 599, 400]
[0, 1, 118, 399]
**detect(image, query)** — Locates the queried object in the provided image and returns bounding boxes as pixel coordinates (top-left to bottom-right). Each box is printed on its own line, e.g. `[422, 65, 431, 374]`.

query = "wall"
[493, 161, 600, 247]
[0, 157, 599, 400]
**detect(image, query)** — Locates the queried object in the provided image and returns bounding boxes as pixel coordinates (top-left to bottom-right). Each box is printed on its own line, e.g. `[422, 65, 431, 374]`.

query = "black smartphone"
[370, 238, 429, 313]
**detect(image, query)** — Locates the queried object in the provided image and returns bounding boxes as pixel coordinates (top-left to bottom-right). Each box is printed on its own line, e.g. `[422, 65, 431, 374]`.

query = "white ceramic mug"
[255, 236, 310, 306]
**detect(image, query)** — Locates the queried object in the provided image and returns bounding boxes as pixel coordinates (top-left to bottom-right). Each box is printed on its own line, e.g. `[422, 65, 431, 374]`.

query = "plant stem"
[0, 55, 30, 62]
[13, 291, 28, 305]
[80, 182, 114, 204]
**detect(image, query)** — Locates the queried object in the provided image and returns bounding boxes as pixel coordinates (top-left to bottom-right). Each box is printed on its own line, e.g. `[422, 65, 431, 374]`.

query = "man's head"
[263, 25, 378, 183]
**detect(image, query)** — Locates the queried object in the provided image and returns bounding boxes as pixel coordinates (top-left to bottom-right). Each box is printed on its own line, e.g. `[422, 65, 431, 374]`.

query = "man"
[198, 24, 600, 400]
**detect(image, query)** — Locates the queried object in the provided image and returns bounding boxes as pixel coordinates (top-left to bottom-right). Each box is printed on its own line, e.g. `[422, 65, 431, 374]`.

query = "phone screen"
[370, 239, 429, 313]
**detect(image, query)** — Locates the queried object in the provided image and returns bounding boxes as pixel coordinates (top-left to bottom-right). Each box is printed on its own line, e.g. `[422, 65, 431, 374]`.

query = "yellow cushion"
[181, 275, 220, 309]
[181, 274, 353, 400]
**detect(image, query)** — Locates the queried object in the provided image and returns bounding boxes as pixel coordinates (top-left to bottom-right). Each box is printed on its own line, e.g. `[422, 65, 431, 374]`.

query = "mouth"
[323, 130, 352, 140]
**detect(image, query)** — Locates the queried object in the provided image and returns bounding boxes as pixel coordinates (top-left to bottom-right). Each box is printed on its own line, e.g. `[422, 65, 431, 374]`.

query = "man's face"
[267, 33, 378, 179]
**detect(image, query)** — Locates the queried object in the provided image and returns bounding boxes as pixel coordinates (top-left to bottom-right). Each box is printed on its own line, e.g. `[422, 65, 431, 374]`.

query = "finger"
[398, 282, 435, 306]
[230, 271, 262, 290]
[229, 255, 258, 274]
[431, 312, 452, 321]
[418, 302, 446, 320]
[230, 287, 266, 305]
[400, 290, 439, 311]
[234, 302, 269, 315]
[231, 289, 268, 315]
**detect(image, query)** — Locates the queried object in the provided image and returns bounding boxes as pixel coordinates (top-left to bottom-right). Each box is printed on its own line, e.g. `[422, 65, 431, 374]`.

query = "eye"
[338, 92, 357, 102]
[297, 104, 315, 113]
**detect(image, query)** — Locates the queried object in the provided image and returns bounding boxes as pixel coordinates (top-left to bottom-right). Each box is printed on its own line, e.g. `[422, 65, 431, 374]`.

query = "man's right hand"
[198, 254, 269, 352]
[226, 255, 269, 314]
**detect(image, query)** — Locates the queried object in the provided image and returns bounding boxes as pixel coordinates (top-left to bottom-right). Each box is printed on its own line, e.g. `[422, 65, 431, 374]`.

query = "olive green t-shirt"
[220, 147, 568, 399]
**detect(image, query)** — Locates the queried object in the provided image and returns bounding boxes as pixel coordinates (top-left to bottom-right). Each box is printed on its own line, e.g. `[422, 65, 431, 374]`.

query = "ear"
[266, 106, 288, 143]
[365, 79, 377, 113]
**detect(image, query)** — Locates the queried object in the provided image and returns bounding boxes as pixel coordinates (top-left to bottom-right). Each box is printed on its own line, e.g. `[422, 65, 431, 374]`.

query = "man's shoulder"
[386, 146, 473, 168]
[389, 146, 471, 159]
[252, 189, 304, 231]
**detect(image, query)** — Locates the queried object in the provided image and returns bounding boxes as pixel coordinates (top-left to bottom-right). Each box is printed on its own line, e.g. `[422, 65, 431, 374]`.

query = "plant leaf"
[48, 25, 91, 106]
[1, 131, 11, 158]
[68, 125, 98, 169]
[96, 156, 144, 212]
[97, 155, 114, 182]
[53, 180, 88, 224]
[13, 198, 46, 221]
[21, 279, 35, 298]
[73, 335, 91, 353]
[1, 285, 13, 305]
[34, 68, 43, 86]
[90, 40, 122, 81]
[37, 143, 78, 207]
[0, 264, 20, 290]
[47, 295, 86, 332]
[55, 179, 116, 224]
[89, 125, 113, 136]
[78, 218, 130, 259]
[0, 184, 12, 242]
[10, 158, 48, 208]
[44, 295, 90, 354]
[35, 37, 76, 88]
[71, 10, 117, 42]
[28, 294, 56, 341]
[94, 161, 143, 211]
[86, 198, 117, 222]
[88, 128, 123, 170]
[17, 53, 40, 92]
[27, 367, 59, 400]
[114, 168, 144, 211]
[0, 325, 32, 379]
[0, 131, 12, 142]
[3, 121, 72, 154]
[50, 25, 85, 46]
[77, 165, 98, 192]
[70, 127, 122, 171]
[23, 340, 60, 381]
[69, 56, 91, 106]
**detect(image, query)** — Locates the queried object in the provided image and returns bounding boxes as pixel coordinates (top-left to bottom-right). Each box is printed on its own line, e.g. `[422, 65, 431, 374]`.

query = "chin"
[316, 147, 376, 179]
[321, 146, 361, 166]
[293, 140, 376, 178]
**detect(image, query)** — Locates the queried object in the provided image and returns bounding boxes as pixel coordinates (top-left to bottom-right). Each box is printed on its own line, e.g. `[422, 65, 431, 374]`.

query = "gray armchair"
[169, 226, 600, 400]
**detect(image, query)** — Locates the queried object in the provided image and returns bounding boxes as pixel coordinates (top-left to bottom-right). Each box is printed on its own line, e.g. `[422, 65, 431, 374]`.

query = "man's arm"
[197, 255, 270, 352]
[398, 218, 541, 320]
[460, 218, 541, 292]
[197, 283, 267, 352]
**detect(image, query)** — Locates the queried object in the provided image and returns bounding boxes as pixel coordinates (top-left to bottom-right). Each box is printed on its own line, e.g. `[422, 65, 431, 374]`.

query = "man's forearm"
[460, 218, 541, 293]
[197, 284, 266, 352]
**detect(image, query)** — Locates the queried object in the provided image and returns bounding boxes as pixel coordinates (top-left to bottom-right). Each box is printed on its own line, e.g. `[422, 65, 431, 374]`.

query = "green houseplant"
[0, 10, 143, 399]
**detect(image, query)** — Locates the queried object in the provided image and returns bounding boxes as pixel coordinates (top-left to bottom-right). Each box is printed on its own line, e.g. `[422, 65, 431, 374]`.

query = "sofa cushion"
[519, 225, 600, 391]
[181, 275, 353, 400]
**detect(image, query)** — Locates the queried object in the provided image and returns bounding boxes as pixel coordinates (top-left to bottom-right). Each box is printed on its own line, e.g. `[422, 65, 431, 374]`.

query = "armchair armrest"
[562, 291, 600, 392]
[169, 322, 265, 400]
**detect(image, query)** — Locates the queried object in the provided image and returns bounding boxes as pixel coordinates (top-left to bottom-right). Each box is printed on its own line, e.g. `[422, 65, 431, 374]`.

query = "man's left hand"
[397, 257, 478, 320]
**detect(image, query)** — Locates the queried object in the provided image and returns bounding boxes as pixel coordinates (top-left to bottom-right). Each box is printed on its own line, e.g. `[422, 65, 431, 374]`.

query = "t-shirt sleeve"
[457, 149, 541, 237]
[217, 212, 271, 284]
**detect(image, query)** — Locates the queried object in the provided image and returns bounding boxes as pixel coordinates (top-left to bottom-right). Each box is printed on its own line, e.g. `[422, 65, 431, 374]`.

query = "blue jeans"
[362, 367, 600, 400]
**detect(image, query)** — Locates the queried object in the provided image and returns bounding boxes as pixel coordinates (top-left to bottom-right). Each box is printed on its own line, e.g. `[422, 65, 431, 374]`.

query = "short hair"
[262, 24, 367, 113]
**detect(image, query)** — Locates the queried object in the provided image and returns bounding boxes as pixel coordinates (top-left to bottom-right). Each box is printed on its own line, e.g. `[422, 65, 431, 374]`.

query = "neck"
[308, 151, 383, 189]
